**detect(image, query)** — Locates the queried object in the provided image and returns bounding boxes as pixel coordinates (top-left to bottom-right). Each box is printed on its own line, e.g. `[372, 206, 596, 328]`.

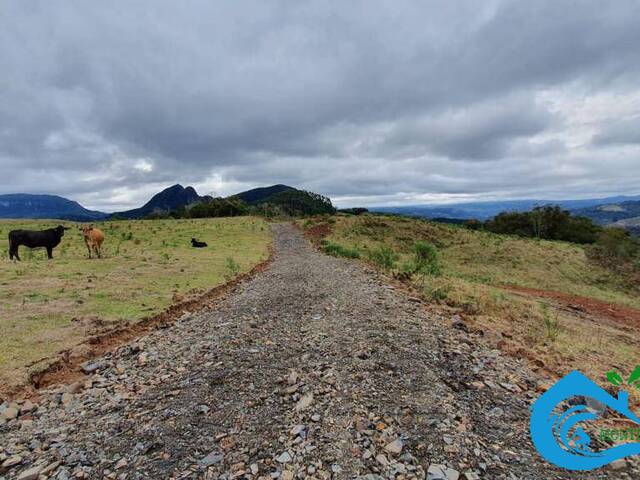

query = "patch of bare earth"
[503, 285, 640, 329]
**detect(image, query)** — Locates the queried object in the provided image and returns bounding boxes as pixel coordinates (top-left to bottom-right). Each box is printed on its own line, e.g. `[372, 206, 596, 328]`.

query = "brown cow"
[81, 225, 105, 259]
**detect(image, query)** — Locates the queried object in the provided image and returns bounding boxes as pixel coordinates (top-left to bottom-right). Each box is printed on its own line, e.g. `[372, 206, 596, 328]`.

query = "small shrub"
[413, 241, 441, 277]
[540, 302, 560, 341]
[400, 260, 416, 275]
[590, 228, 639, 260]
[465, 219, 483, 230]
[424, 283, 451, 302]
[323, 242, 360, 259]
[224, 257, 240, 281]
[368, 245, 398, 270]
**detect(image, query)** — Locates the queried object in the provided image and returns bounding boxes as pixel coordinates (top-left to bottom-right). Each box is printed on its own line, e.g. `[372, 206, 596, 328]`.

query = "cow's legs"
[46, 246, 53, 259]
[86, 243, 92, 259]
[9, 245, 20, 261]
[96, 245, 101, 259]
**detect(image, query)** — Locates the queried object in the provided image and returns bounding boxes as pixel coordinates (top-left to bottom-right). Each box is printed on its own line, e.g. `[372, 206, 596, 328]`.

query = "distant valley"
[371, 195, 640, 232]
[3, 186, 640, 235]
[371, 195, 640, 221]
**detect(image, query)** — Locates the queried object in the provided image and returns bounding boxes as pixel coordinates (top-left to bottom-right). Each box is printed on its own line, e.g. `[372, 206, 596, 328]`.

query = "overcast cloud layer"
[1, 1, 640, 210]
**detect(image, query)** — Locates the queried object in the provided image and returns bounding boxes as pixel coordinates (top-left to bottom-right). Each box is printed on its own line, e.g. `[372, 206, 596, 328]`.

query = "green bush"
[368, 245, 398, 270]
[593, 228, 639, 259]
[424, 283, 451, 302]
[224, 257, 240, 281]
[485, 205, 600, 244]
[323, 242, 360, 259]
[413, 241, 441, 276]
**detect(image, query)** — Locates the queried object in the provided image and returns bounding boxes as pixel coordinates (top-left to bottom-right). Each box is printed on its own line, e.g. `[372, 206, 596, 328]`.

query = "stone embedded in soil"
[81, 361, 101, 374]
[427, 464, 460, 480]
[19, 400, 36, 414]
[2, 454, 23, 469]
[295, 393, 313, 412]
[199, 451, 224, 467]
[16, 465, 42, 480]
[281, 470, 294, 480]
[2, 406, 19, 420]
[276, 451, 292, 463]
[137, 352, 148, 366]
[60, 392, 73, 406]
[290, 424, 306, 437]
[384, 438, 403, 455]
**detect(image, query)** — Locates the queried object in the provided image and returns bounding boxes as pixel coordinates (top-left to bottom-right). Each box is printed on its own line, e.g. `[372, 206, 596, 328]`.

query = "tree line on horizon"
[464, 205, 639, 270]
[141, 189, 336, 220]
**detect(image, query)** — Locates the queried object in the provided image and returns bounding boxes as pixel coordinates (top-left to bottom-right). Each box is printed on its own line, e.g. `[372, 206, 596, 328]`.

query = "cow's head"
[80, 225, 94, 236]
[55, 225, 70, 237]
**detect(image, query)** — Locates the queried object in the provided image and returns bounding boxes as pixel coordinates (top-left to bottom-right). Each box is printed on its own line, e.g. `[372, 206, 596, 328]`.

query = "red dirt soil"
[302, 222, 332, 244]
[503, 285, 640, 328]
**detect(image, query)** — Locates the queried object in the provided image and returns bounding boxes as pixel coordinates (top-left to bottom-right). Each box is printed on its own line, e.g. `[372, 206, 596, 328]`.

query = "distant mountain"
[111, 184, 205, 219]
[233, 184, 296, 205]
[233, 184, 335, 215]
[0, 194, 108, 221]
[372, 195, 640, 221]
[572, 201, 640, 226]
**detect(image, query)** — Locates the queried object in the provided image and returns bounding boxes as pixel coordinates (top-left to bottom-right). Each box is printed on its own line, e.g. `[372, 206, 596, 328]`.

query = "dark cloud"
[1, 0, 639, 210]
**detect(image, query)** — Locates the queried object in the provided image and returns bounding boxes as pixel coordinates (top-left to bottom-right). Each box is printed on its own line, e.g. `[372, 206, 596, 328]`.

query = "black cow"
[8, 225, 70, 261]
[191, 238, 208, 248]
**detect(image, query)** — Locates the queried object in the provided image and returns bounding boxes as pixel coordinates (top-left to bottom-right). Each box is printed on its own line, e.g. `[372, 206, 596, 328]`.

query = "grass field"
[309, 214, 640, 385]
[0, 217, 271, 390]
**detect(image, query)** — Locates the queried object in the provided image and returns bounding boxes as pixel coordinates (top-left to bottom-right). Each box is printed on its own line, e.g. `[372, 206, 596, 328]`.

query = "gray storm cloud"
[1, 0, 640, 210]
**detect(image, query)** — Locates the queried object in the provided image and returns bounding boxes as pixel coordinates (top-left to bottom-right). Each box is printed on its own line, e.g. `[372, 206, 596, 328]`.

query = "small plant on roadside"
[399, 260, 416, 279]
[323, 241, 360, 259]
[540, 302, 560, 341]
[225, 257, 240, 281]
[424, 283, 451, 302]
[413, 241, 441, 284]
[367, 245, 398, 270]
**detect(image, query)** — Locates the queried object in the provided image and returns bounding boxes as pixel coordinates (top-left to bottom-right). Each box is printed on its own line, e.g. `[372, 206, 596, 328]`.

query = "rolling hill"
[372, 195, 640, 221]
[111, 184, 206, 219]
[233, 184, 296, 204]
[0, 194, 108, 222]
[572, 200, 640, 226]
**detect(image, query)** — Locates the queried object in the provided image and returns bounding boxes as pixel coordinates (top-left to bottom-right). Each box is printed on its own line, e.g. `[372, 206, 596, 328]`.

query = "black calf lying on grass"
[8, 225, 69, 261]
[191, 238, 208, 248]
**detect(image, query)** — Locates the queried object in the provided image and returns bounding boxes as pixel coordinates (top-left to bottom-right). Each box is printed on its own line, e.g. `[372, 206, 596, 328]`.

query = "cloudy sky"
[1, 1, 640, 211]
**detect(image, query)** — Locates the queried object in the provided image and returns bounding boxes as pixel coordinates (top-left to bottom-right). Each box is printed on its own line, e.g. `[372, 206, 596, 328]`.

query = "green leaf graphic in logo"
[606, 370, 624, 387]
[627, 365, 640, 389]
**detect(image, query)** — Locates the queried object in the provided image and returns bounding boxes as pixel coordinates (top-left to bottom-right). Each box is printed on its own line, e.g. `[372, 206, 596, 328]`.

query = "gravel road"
[0, 224, 633, 479]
